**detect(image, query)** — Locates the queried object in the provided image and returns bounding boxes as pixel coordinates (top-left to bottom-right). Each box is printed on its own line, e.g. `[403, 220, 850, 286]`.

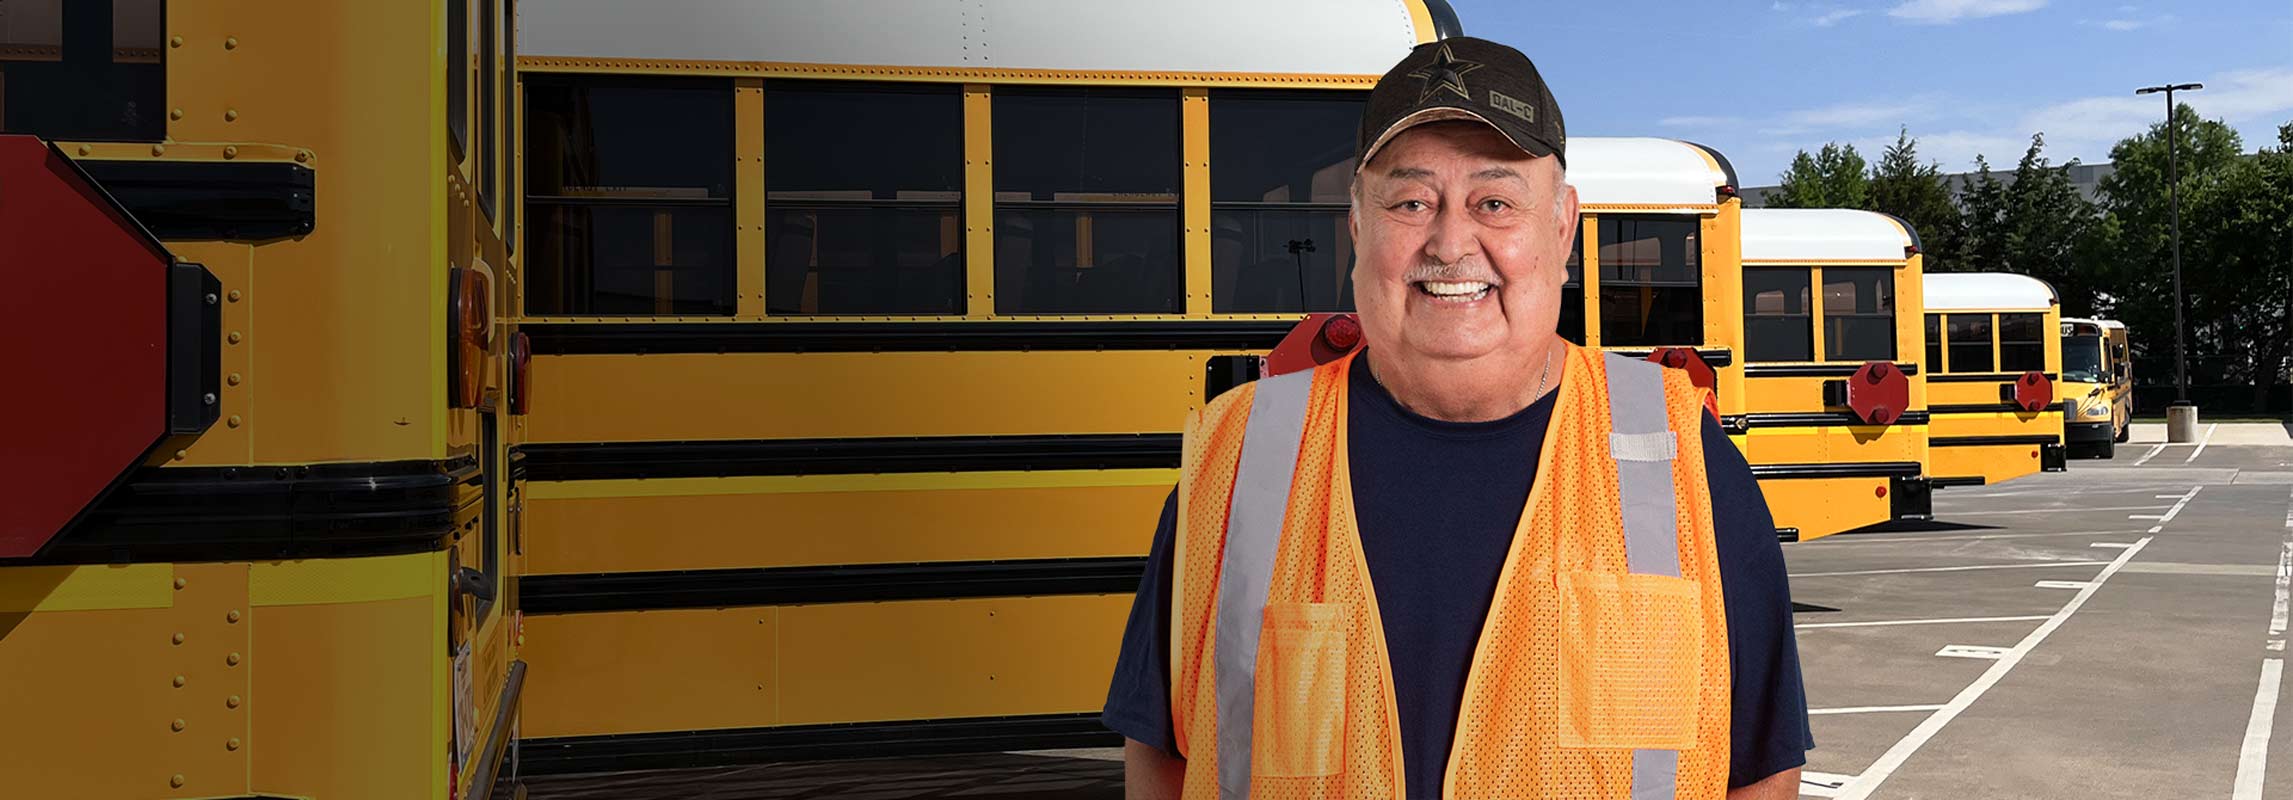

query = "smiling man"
[1101, 38, 1812, 800]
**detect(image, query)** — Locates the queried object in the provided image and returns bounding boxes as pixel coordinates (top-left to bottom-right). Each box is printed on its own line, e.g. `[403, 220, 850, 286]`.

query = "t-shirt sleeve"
[1701, 416, 1815, 788]
[1101, 487, 1183, 757]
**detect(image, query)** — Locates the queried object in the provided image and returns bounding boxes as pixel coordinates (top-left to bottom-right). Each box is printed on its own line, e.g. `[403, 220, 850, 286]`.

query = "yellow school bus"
[2060, 318, 2132, 457]
[0, 1, 525, 798]
[506, 0, 1470, 774]
[1735, 208, 1931, 541]
[1920, 272, 2068, 486]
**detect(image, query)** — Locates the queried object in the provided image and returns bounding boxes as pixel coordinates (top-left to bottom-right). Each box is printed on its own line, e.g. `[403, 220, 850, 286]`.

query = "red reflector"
[1875, 486, 1887, 498]
[1321, 314, 1362, 351]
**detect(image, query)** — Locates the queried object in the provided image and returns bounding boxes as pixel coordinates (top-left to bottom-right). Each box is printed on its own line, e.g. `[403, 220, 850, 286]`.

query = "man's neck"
[1366, 339, 1563, 423]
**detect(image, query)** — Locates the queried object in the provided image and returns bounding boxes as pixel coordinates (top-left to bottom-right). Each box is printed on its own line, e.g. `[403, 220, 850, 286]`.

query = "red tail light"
[448, 267, 491, 409]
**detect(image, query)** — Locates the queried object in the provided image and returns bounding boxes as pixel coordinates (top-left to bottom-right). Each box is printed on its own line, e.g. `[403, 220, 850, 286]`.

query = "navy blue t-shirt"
[1101, 355, 1812, 797]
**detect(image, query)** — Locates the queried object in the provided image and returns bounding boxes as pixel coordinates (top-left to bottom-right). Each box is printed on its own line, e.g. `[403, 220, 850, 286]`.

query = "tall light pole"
[2136, 82, 2202, 438]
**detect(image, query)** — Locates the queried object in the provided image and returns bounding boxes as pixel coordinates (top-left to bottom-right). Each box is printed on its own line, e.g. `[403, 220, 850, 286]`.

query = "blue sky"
[1453, 0, 2293, 186]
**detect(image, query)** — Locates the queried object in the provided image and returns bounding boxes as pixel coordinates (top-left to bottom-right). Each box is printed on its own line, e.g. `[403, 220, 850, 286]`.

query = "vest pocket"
[1555, 570, 1703, 750]
[1252, 601, 1349, 778]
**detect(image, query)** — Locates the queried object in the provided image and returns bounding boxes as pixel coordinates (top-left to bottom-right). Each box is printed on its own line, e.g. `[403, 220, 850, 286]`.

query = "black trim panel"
[468, 660, 527, 800]
[1749, 461, 1924, 480]
[22, 458, 478, 564]
[522, 556, 1147, 614]
[1423, 0, 1465, 37]
[1775, 527, 1801, 543]
[77, 159, 317, 241]
[1682, 141, 1741, 194]
[1932, 401, 2069, 414]
[1728, 411, 1931, 431]
[519, 713, 1117, 776]
[1743, 362, 1919, 378]
[1929, 372, 2057, 383]
[167, 262, 222, 435]
[1603, 347, 1736, 368]
[1933, 476, 1988, 488]
[1931, 435, 2062, 448]
[1891, 476, 1934, 521]
[520, 434, 1181, 481]
[524, 320, 1298, 355]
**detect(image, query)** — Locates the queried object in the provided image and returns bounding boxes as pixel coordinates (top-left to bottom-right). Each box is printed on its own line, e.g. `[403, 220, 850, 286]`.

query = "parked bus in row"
[2060, 318, 2133, 458]
[1, 1, 526, 798]
[1920, 272, 2068, 486]
[1736, 208, 1932, 540]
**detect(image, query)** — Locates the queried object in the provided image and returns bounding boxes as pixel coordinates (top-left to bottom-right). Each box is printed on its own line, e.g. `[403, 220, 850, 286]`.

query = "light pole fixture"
[2135, 81, 2202, 440]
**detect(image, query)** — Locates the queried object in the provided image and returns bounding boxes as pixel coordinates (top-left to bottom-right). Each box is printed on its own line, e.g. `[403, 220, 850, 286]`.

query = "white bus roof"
[1567, 138, 1734, 209]
[520, 0, 1446, 76]
[1740, 208, 1914, 263]
[1922, 272, 2058, 312]
[2100, 319, 2127, 330]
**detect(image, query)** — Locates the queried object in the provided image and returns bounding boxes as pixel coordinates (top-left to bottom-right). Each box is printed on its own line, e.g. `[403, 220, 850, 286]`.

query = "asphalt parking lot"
[523, 432, 2293, 800]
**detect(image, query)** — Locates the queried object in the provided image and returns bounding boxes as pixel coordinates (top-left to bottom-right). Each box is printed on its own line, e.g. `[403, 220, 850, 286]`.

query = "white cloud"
[1660, 115, 1744, 128]
[2102, 18, 2145, 30]
[1888, 0, 2047, 24]
[2009, 67, 2293, 163]
[1813, 8, 1867, 26]
[1785, 99, 1925, 129]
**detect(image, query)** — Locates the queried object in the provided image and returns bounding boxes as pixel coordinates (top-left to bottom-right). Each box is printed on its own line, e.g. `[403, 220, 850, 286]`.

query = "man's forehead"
[1366, 124, 1545, 180]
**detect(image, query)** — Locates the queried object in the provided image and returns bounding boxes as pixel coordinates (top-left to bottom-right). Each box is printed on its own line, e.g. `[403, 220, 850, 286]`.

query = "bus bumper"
[2041, 443, 2068, 472]
[1891, 476, 1934, 521]
[2065, 421, 2114, 445]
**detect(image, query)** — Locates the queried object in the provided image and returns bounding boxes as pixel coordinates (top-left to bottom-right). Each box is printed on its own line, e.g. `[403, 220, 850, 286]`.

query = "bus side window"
[764, 80, 966, 315]
[1822, 267, 1895, 362]
[1207, 90, 1365, 313]
[1744, 267, 1813, 362]
[992, 86, 1182, 315]
[1946, 314, 1993, 373]
[478, 0, 498, 221]
[1598, 217, 1702, 345]
[1999, 313, 2046, 372]
[1925, 313, 1944, 372]
[524, 77, 735, 316]
[0, 0, 166, 142]
[1560, 234, 1585, 345]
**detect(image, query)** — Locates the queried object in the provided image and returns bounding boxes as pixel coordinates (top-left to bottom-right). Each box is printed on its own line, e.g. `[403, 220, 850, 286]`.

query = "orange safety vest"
[1169, 345, 1731, 800]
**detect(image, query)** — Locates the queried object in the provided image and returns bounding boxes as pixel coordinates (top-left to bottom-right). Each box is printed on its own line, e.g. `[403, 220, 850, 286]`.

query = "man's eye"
[1480, 199, 1512, 213]
[1393, 200, 1429, 212]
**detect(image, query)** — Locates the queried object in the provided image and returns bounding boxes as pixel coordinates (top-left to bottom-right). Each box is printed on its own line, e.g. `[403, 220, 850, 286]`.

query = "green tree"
[1864, 128, 1962, 272]
[2180, 122, 2293, 400]
[2094, 105, 2253, 388]
[1957, 155, 2010, 274]
[1999, 133, 2102, 315]
[1765, 142, 1869, 209]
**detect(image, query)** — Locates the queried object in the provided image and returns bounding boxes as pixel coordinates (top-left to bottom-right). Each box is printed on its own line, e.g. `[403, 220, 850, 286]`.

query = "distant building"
[1740, 161, 2117, 208]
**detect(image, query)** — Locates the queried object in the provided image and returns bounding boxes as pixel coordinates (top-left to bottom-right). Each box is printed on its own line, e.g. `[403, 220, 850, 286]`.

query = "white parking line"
[1809, 704, 1948, 715]
[1835, 536, 2152, 800]
[1952, 505, 2169, 516]
[2186, 423, 2220, 464]
[1791, 561, 2111, 578]
[1826, 530, 2149, 545]
[2134, 442, 2172, 466]
[1796, 615, 2051, 630]
[2271, 541, 2291, 638]
[2092, 542, 2137, 549]
[2233, 659, 2283, 800]
[1935, 644, 2012, 659]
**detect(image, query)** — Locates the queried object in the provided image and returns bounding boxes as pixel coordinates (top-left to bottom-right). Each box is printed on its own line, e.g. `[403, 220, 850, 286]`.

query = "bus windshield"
[2062, 334, 2104, 383]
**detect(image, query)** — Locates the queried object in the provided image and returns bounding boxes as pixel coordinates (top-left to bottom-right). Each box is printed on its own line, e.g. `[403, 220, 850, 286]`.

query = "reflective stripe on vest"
[1213, 368, 1315, 800]
[1601, 352, 1684, 800]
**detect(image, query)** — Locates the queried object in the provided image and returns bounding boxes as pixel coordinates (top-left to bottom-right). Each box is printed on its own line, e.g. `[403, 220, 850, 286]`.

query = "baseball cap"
[1356, 37, 1566, 170]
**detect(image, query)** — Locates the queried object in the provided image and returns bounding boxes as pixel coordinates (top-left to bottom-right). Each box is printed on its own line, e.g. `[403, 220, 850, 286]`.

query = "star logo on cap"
[1407, 42, 1482, 103]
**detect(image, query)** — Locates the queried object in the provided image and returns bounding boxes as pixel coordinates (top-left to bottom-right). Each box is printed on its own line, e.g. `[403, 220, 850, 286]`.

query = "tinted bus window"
[1999, 312, 2046, 372]
[1598, 217, 1702, 346]
[1925, 314, 1943, 372]
[1745, 268, 1812, 362]
[1946, 314, 1994, 373]
[2063, 335, 2105, 383]
[1209, 91, 1364, 312]
[478, 0, 497, 220]
[1823, 267, 1895, 362]
[0, 0, 165, 142]
[1560, 235, 1584, 345]
[449, 0, 467, 154]
[525, 79, 734, 315]
[765, 81, 965, 315]
[993, 87, 1181, 314]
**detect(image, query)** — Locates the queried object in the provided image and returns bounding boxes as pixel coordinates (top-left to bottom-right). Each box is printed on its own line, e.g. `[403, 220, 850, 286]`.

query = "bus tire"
[2096, 440, 2115, 459]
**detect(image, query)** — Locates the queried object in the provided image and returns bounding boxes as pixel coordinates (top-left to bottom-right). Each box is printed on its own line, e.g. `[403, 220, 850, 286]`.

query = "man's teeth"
[1419, 280, 1492, 297]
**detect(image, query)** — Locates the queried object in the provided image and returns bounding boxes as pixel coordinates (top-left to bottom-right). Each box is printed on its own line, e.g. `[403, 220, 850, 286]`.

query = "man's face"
[1349, 122, 1579, 366]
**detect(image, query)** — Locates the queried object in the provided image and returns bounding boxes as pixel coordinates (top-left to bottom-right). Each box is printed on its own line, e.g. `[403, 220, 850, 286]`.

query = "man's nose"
[1422, 203, 1479, 267]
